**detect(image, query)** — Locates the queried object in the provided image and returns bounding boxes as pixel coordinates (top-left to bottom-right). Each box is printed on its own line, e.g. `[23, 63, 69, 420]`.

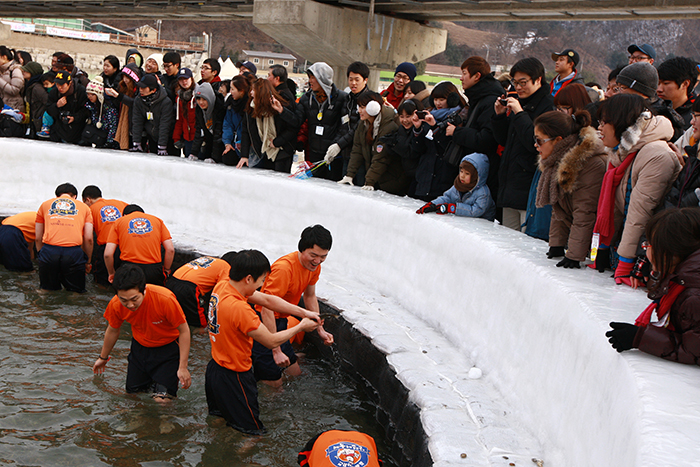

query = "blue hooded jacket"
[432, 152, 496, 220]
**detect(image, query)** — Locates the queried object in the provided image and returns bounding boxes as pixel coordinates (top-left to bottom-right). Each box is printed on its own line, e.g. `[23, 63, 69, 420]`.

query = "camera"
[435, 110, 463, 130]
[416, 110, 427, 119]
[499, 97, 508, 106]
[60, 111, 72, 125]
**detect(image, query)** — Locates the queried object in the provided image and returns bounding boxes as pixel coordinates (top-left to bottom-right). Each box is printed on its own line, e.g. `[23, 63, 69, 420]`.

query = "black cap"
[627, 44, 657, 60]
[236, 60, 257, 75]
[54, 71, 72, 85]
[551, 49, 580, 68]
[137, 74, 158, 89]
[177, 67, 193, 80]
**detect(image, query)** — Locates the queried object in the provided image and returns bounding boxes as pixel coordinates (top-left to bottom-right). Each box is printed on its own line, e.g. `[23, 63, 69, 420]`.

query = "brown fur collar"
[557, 126, 606, 193]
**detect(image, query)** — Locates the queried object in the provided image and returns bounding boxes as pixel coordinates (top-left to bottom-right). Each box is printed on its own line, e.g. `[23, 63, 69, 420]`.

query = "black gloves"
[547, 246, 565, 259]
[605, 322, 639, 352]
[592, 248, 611, 273]
[556, 257, 580, 269]
[416, 202, 438, 214]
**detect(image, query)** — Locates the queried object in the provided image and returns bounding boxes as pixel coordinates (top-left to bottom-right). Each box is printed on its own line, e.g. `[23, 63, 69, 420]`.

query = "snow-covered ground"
[3, 139, 700, 466]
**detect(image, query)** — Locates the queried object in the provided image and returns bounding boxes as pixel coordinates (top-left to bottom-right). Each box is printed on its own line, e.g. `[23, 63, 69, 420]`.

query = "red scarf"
[635, 281, 685, 330]
[592, 152, 637, 246]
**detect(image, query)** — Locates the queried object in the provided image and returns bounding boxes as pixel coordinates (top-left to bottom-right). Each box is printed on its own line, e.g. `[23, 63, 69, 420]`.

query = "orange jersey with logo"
[208, 280, 261, 372]
[90, 199, 128, 245]
[261, 251, 320, 318]
[104, 284, 186, 347]
[107, 212, 171, 264]
[3, 212, 37, 243]
[300, 430, 381, 467]
[173, 257, 230, 294]
[36, 197, 93, 247]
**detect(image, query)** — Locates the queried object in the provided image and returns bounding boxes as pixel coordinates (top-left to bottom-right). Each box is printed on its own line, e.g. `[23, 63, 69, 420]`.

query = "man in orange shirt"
[35, 183, 93, 292]
[93, 264, 191, 401]
[105, 204, 174, 286]
[0, 211, 36, 272]
[206, 249, 319, 434]
[167, 252, 323, 328]
[81, 185, 128, 286]
[252, 225, 334, 387]
[297, 430, 383, 467]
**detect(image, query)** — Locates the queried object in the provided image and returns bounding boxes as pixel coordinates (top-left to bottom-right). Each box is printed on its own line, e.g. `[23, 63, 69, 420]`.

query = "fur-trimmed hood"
[607, 111, 673, 165]
[555, 126, 607, 193]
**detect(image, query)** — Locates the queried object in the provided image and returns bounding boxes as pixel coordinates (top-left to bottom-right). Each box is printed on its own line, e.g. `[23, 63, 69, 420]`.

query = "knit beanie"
[616, 62, 658, 98]
[146, 53, 163, 69]
[86, 76, 105, 105]
[20, 61, 43, 77]
[394, 62, 417, 81]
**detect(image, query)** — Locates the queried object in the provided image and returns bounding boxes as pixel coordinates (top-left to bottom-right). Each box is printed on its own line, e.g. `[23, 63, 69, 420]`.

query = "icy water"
[0, 268, 393, 466]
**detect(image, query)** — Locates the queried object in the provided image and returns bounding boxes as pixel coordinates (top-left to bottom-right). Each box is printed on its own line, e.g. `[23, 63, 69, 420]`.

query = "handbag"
[82, 124, 108, 148]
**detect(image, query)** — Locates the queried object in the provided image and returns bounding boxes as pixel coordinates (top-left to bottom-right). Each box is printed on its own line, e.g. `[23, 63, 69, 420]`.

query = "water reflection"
[0, 268, 392, 466]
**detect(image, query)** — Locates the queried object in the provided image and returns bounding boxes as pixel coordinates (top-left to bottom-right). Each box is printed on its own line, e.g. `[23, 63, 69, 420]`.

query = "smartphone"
[416, 110, 427, 119]
[499, 97, 508, 106]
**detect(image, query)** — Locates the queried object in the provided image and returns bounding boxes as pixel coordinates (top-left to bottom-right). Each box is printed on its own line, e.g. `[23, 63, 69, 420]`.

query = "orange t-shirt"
[302, 430, 381, 467]
[107, 212, 171, 264]
[208, 280, 261, 372]
[104, 284, 186, 347]
[90, 199, 128, 246]
[36, 197, 93, 247]
[3, 212, 37, 243]
[173, 257, 230, 294]
[260, 251, 320, 318]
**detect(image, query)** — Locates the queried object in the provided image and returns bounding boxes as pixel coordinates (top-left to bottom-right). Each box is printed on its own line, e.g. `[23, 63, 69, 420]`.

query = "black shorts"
[126, 338, 180, 397]
[165, 276, 209, 327]
[0, 225, 33, 272]
[205, 359, 266, 435]
[92, 243, 121, 286]
[37, 244, 87, 292]
[121, 261, 166, 286]
[251, 316, 298, 382]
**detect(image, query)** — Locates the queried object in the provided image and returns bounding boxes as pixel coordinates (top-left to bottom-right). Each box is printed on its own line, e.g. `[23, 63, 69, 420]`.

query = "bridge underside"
[2, 0, 700, 22]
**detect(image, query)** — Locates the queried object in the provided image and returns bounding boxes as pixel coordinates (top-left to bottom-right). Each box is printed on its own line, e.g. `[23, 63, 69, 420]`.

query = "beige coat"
[609, 113, 682, 259]
[0, 60, 24, 111]
[547, 126, 607, 261]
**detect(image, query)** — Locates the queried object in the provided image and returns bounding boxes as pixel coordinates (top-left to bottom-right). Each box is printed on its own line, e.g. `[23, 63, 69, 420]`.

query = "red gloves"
[614, 259, 634, 286]
[437, 204, 456, 215]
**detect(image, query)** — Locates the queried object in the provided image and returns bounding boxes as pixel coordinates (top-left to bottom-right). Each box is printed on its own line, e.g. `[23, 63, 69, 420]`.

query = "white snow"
[3, 139, 700, 466]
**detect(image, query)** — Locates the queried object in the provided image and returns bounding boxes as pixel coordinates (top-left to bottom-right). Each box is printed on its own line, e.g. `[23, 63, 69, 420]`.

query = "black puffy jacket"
[295, 85, 349, 162]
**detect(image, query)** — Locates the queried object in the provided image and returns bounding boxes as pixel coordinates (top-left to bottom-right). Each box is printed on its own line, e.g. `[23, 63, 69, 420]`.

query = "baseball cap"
[177, 67, 193, 80]
[551, 49, 580, 68]
[54, 71, 72, 85]
[236, 60, 257, 75]
[627, 44, 656, 60]
[137, 74, 159, 89]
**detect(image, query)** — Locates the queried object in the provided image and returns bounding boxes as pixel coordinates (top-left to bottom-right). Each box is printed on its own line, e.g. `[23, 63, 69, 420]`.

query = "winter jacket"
[635, 248, 700, 365]
[647, 96, 686, 142]
[173, 88, 197, 143]
[338, 85, 372, 161]
[664, 144, 700, 209]
[295, 85, 349, 162]
[0, 60, 24, 111]
[549, 71, 585, 97]
[222, 97, 245, 148]
[432, 153, 496, 220]
[381, 82, 404, 109]
[25, 78, 48, 133]
[608, 113, 682, 259]
[85, 99, 118, 145]
[675, 96, 694, 131]
[492, 85, 554, 210]
[240, 99, 298, 165]
[124, 48, 144, 71]
[46, 82, 89, 144]
[191, 88, 225, 161]
[347, 104, 407, 194]
[451, 75, 503, 195]
[132, 85, 174, 148]
[542, 126, 607, 261]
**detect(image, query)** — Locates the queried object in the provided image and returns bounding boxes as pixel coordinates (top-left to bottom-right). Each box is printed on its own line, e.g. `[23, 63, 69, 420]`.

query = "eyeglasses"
[394, 73, 411, 82]
[163, 63, 175, 69]
[556, 105, 572, 113]
[534, 135, 554, 146]
[201, 66, 212, 71]
[641, 241, 650, 250]
[510, 78, 531, 88]
[629, 54, 651, 63]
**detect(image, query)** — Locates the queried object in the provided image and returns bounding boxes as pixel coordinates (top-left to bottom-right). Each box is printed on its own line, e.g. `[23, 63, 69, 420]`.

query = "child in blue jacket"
[416, 152, 496, 220]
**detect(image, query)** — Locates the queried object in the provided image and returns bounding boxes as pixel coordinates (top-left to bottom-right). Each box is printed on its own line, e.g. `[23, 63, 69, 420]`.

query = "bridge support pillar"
[253, 0, 446, 89]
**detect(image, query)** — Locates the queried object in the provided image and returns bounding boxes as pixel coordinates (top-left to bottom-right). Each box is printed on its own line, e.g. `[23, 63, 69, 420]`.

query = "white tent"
[219, 57, 239, 80]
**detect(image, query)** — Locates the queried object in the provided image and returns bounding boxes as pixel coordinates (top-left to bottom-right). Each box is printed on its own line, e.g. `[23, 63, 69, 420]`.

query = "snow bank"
[3, 139, 700, 466]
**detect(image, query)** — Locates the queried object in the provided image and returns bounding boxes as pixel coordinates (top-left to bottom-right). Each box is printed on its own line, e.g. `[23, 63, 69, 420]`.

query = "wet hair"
[203, 58, 220, 76]
[163, 51, 181, 66]
[123, 204, 144, 215]
[55, 183, 77, 197]
[408, 80, 426, 95]
[220, 251, 238, 266]
[113, 264, 146, 293]
[608, 65, 625, 82]
[510, 57, 546, 85]
[347, 61, 370, 79]
[429, 81, 467, 108]
[81, 185, 102, 200]
[16, 50, 31, 65]
[597, 93, 649, 142]
[534, 110, 591, 139]
[298, 225, 332, 252]
[250, 78, 287, 118]
[269, 64, 288, 83]
[461, 56, 491, 79]
[645, 207, 700, 285]
[657, 56, 699, 98]
[0, 46, 14, 61]
[553, 83, 592, 112]
[103, 55, 120, 72]
[228, 249, 271, 281]
[398, 98, 423, 115]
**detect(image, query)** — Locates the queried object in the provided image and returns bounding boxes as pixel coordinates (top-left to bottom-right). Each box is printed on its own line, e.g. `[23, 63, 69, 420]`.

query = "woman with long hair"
[533, 110, 607, 268]
[606, 207, 700, 365]
[0, 46, 24, 112]
[172, 68, 197, 157]
[106, 63, 142, 150]
[239, 78, 298, 172]
[222, 74, 253, 166]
